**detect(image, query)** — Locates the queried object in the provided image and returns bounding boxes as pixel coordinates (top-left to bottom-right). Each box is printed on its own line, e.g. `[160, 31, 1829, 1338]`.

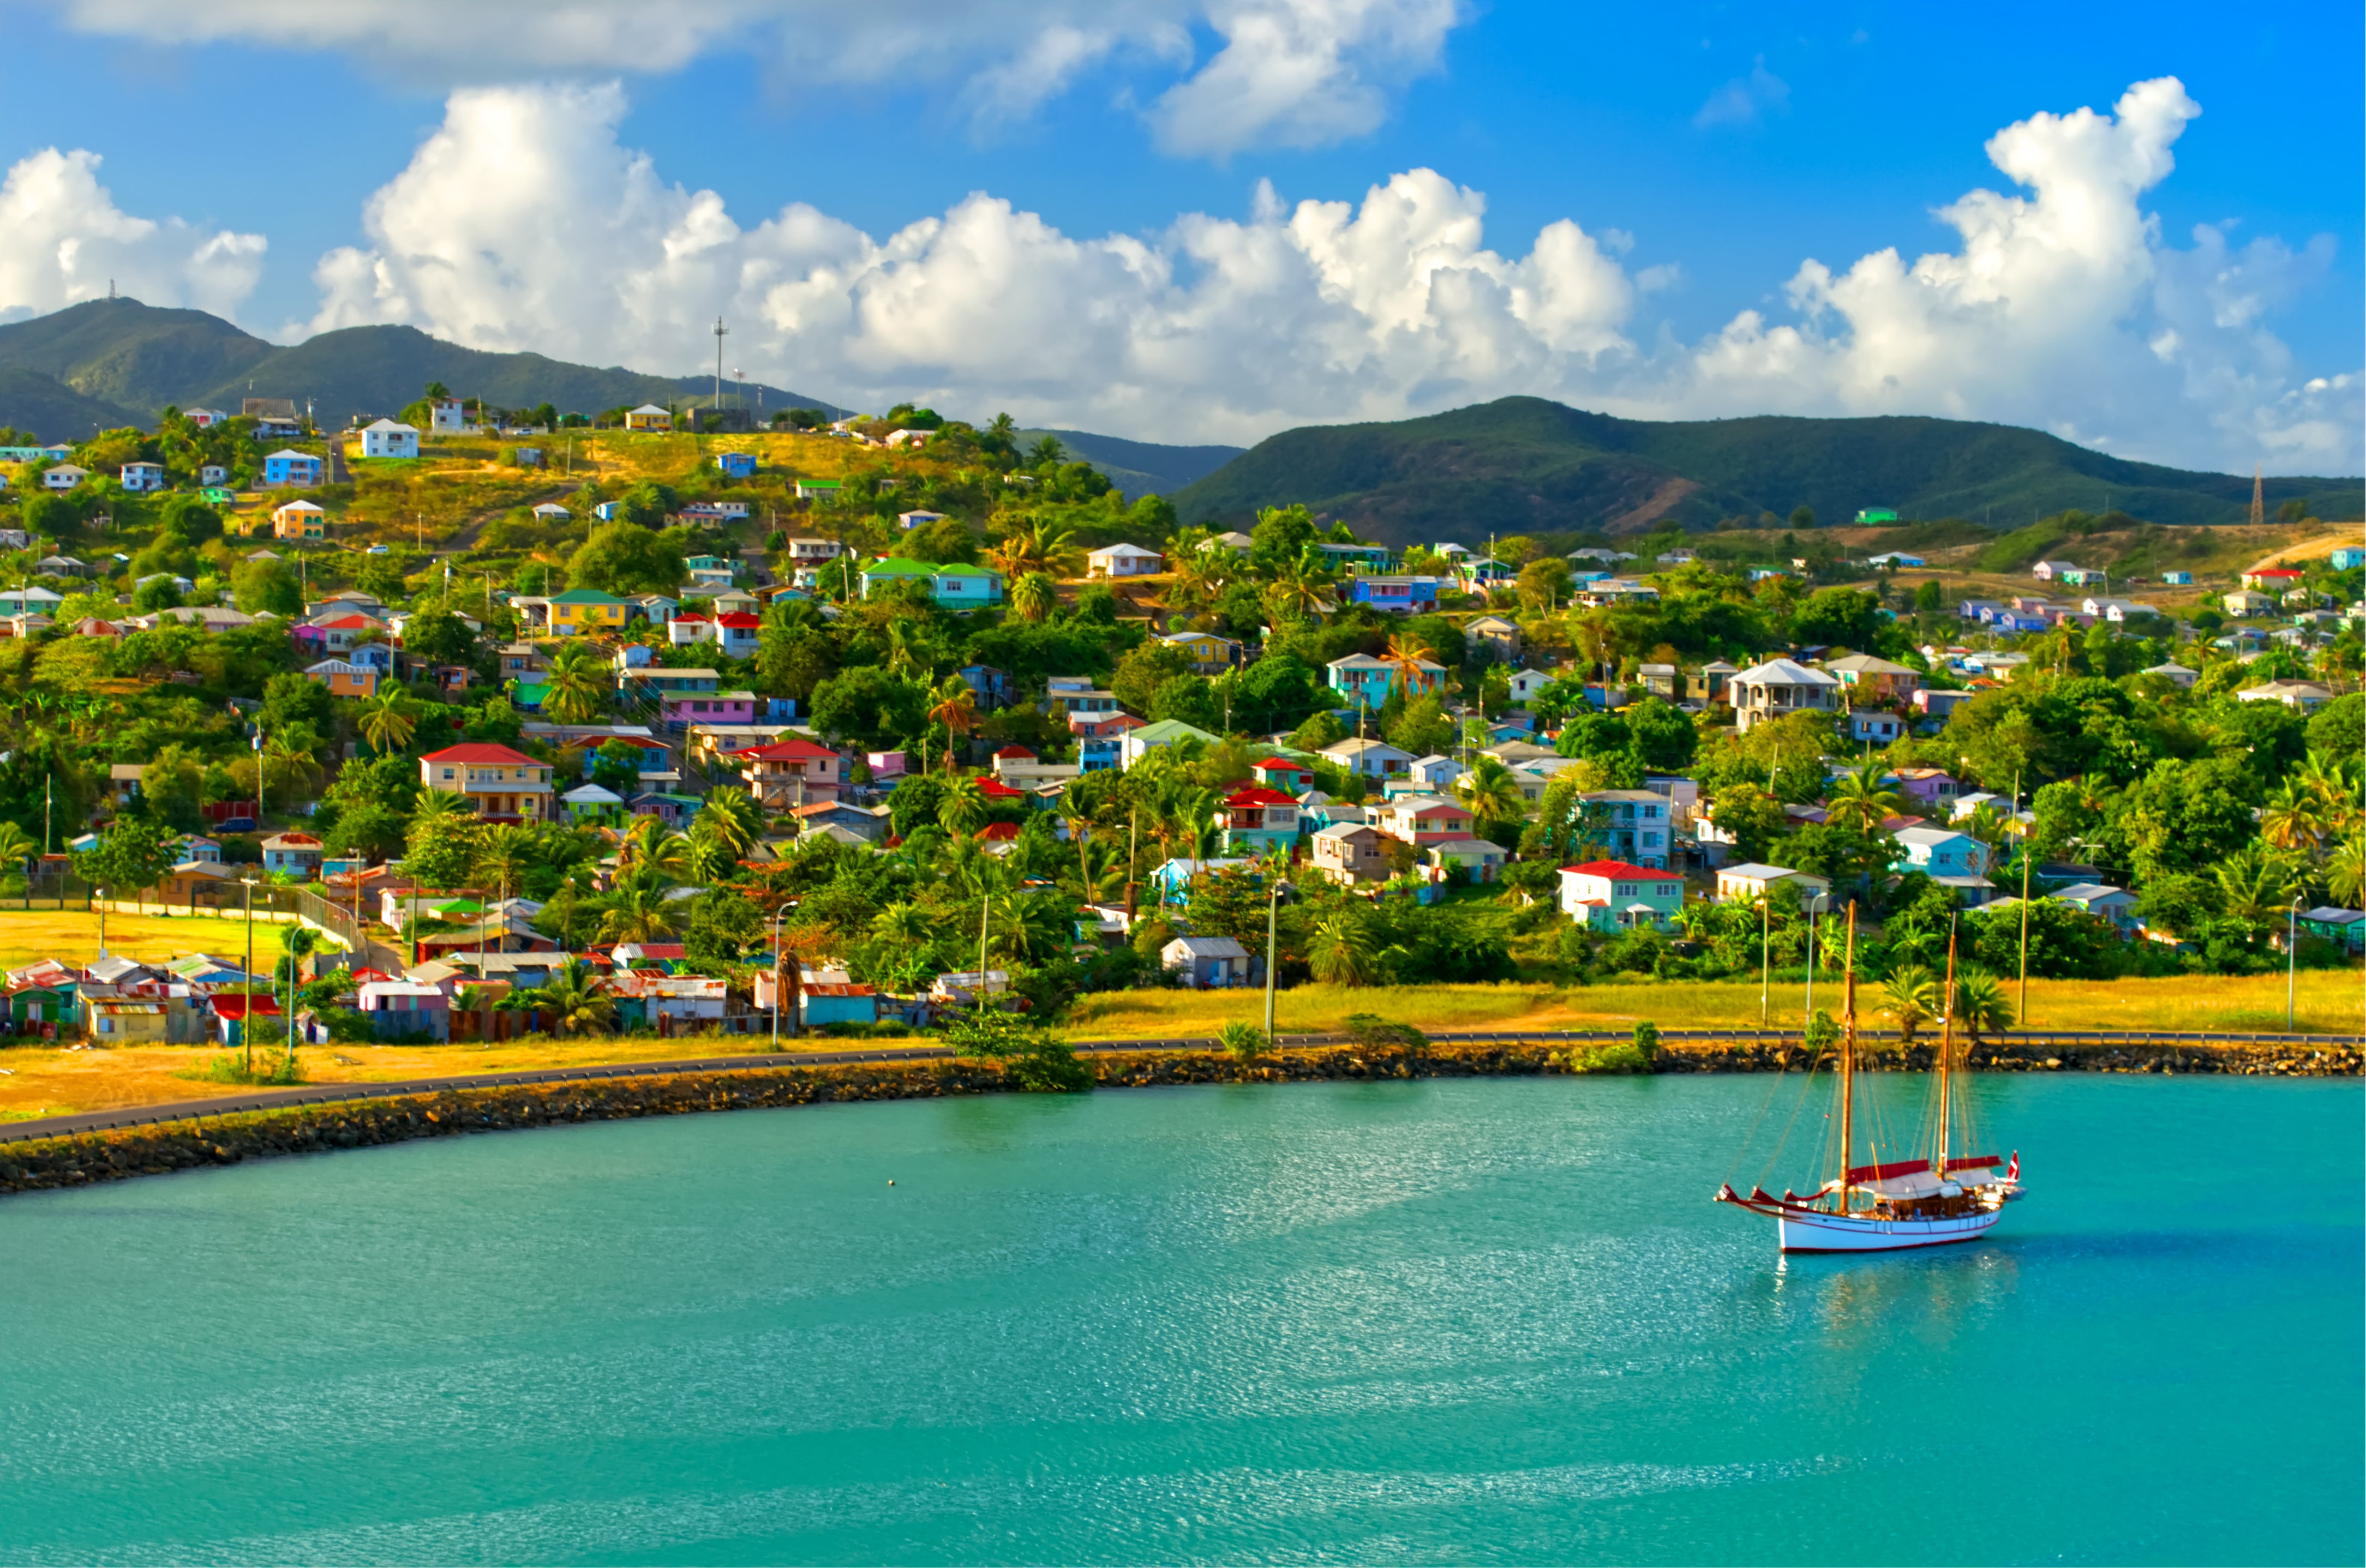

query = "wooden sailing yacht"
[1717, 909, 2023, 1253]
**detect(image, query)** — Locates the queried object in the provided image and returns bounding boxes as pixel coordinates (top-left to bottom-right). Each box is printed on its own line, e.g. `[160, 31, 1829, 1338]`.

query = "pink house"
[661, 690, 758, 729]
[1373, 796, 1476, 847]
[1892, 768, 1962, 810]
[739, 738, 844, 807]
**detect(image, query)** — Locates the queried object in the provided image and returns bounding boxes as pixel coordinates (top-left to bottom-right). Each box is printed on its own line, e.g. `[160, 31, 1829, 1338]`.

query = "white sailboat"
[1718, 909, 2024, 1253]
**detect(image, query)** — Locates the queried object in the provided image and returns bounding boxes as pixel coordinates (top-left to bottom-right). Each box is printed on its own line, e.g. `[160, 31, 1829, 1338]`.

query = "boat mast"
[1937, 917, 1958, 1179]
[1837, 904, 1857, 1215]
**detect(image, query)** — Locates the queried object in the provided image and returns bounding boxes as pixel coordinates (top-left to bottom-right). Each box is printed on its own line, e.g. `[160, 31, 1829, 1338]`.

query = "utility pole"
[1263, 874, 1284, 1041]
[242, 876, 255, 1077]
[2015, 768, 2031, 1029]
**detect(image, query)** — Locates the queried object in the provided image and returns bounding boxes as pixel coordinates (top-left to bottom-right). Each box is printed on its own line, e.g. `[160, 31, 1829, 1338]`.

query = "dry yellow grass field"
[0, 910, 321, 975]
[1064, 972, 2366, 1041]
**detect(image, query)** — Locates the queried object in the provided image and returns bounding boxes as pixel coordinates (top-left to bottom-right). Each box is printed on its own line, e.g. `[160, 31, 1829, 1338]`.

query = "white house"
[1161, 935, 1252, 989]
[1506, 668, 1556, 705]
[1728, 658, 1842, 732]
[119, 461, 166, 492]
[2142, 662, 2199, 689]
[532, 502, 571, 521]
[896, 509, 946, 532]
[358, 419, 420, 459]
[1715, 862, 1831, 909]
[1321, 736, 1414, 778]
[184, 408, 230, 428]
[1087, 543, 1164, 578]
[1864, 551, 1926, 568]
[42, 465, 87, 490]
[429, 398, 470, 433]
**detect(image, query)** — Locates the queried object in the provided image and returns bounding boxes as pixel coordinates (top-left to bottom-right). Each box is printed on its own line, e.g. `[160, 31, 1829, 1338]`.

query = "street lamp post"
[770, 900, 796, 1048]
[2288, 896, 2306, 1031]
[1262, 872, 1292, 1042]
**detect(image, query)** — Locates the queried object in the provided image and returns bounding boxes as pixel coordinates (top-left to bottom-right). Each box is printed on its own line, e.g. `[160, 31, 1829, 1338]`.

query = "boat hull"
[1776, 1205, 2003, 1253]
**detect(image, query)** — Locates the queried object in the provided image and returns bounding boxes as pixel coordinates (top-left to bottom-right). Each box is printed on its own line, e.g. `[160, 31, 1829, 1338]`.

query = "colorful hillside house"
[548, 588, 630, 635]
[261, 450, 323, 488]
[272, 500, 327, 540]
[623, 405, 672, 431]
[119, 461, 166, 493]
[420, 743, 554, 822]
[1218, 788, 1301, 853]
[1558, 860, 1684, 931]
[717, 452, 758, 478]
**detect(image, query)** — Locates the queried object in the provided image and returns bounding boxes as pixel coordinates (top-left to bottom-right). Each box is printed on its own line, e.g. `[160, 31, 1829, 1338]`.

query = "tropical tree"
[471, 823, 534, 897]
[926, 773, 983, 838]
[1824, 760, 1903, 833]
[542, 640, 610, 724]
[260, 729, 323, 806]
[2327, 831, 2365, 910]
[1380, 633, 1438, 699]
[617, 816, 690, 881]
[1454, 757, 1529, 834]
[986, 890, 1072, 965]
[0, 820, 35, 873]
[1263, 560, 1331, 625]
[596, 876, 680, 944]
[2213, 840, 2299, 938]
[1308, 906, 1378, 987]
[410, 785, 476, 831]
[985, 516, 1083, 581]
[2259, 776, 2327, 856]
[693, 788, 765, 861]
[1009, 572, 1057, 623]
[927, 677, 978, 771]
[1880, 963, 1940, 1044]
[1951, 969, 2014, 1047]
[527, 959, 616, 1035]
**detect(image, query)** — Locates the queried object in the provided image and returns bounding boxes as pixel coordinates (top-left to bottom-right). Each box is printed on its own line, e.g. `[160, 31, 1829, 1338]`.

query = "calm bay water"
[0, 1075, 2357, 1566]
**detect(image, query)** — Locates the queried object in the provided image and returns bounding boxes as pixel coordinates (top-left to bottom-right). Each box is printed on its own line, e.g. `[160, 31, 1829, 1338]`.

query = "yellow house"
[272, 500, 327, 540]
[546, 588, 630, 634]
[87, 1000, 170, 1044]
[1154, 629, 1241, 675]
[623, 404, 673, 431]
[418, 743, 554, 822]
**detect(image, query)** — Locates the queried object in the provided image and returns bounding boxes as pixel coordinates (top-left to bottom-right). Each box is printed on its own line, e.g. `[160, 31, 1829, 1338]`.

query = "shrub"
[1632, 1019, 1661, 1062]
[1343, 1013, 1427, 1055]
[1218, 1020, 1269, 1061]
[1562, 1042, 1653, 1074]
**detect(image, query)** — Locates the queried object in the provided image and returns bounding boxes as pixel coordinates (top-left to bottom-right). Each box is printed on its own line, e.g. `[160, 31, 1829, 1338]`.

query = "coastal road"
[3, 1026, 2357, 1146]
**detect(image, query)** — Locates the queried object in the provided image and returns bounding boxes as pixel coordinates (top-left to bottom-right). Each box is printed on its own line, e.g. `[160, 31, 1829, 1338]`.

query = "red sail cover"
[1846, 1155, 2002, 1181]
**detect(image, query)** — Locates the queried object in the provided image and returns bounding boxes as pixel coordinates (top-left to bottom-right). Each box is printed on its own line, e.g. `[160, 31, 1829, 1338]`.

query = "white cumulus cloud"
[40, 0, 1457, 157]
[0, 148, 265, 323]
[300, 76, 2357, 473]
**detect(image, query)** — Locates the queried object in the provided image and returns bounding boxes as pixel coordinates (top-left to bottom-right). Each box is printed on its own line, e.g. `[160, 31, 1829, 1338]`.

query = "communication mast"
[2249, 465, 2265, 528]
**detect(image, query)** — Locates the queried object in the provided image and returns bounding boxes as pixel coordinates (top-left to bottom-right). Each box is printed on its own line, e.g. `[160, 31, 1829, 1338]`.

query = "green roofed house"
[1854, 508, 1899, 525]
[795, 479, 843, 501]
[859, 557, 1005, 608]
[1121, 718, 1219, 768]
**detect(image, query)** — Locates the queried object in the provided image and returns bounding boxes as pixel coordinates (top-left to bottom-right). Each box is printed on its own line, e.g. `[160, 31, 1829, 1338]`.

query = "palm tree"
[694, 788, 765, 861]
[1454, 757, 1529, 833]
[1380, 633, 1438, 700]
[1308, 906, 1379, 986]
[542, 641, 610, 725]
[260, 731, 322, 806]
[0, 820, 34, 875]
[2259, 776, 2327, 856]
[927, 677, 977, 771]
[1880, 963, 1939, 1044]
[1264, 561, 1331, 625]
[1169, 548, 1230, 610]
[2214, 841, 2298, 936]
[2327, 831, 2365, 911]
[685, 818, 740, 881]
[937, 774, 989, 837]
[411, 786, 476, 831]
[986, 891, 1070, 965]
[530, 959, 615, 1035]
[1056, 792, 1095, 898]
[871, 902, 933, 948]
[1825, 760, 1903, 833]
[1951, 969, 2014, 1047]
[986, 516, 1082, 581]
[1009, 572, 1057, 623]
[617, 815, 691, 882]
[471, 824, 534, 896]
[355, 691, 417, 756]
[596, 877, 680, 944]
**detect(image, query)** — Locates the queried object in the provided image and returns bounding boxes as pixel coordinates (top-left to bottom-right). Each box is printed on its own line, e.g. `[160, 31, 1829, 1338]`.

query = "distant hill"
[1172, 396, 2365, 543]
[1012, 428, 1245, 499]
[0, 297, 843, 435]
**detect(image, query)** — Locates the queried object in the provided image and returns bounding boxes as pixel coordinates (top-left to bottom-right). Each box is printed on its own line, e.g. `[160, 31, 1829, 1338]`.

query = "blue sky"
[0, 0, 2357, 471]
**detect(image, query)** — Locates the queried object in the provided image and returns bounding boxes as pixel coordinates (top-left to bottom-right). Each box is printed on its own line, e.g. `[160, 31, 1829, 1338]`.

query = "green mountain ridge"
[1011, 428, 1244, 498]
[1171, 396, 2364, 542]
[0, 297, 846, 434]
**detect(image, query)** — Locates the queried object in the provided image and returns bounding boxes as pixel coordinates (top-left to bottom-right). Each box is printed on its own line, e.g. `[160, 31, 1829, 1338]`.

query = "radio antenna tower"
[712, 317, 728, 416]
[2249, 465, 2265, 528]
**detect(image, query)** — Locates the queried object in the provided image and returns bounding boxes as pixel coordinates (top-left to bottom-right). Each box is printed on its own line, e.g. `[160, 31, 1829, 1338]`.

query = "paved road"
[2, 1026, 2355, 1146]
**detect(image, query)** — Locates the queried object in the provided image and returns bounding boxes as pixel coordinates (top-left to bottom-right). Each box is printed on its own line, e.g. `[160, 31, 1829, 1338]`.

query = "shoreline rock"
[0, 1038, 2354, 1199]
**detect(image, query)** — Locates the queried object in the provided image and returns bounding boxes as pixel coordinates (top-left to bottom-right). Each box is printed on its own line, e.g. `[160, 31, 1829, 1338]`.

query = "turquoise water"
[0, 1076, 2358, 1566]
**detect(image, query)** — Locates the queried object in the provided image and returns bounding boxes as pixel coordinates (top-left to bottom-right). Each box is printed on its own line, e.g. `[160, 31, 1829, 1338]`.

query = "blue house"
[2161, 571, 2193, 586]
[1079, 735, 1124, 772]
[261, 449, 322, 488]
[593, 502, 621, 521]
[1349, 576, 1441, 614]
[717, 452, 758, 479]
[2331, 549, 2365, 572]
[1315, 542, 1392, 573]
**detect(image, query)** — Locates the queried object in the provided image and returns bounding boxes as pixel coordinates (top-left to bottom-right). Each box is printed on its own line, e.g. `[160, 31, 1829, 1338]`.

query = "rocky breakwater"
[0, 1038, 2355, 1199]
